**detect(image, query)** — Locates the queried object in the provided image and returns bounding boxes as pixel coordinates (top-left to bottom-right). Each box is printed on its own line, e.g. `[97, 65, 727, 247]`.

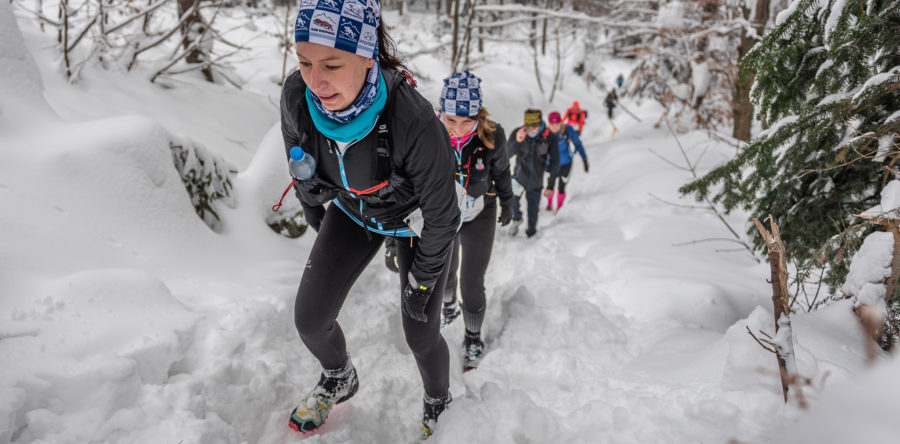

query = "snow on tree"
[682, 0, 900, 293]
[618, 0, 765, 133]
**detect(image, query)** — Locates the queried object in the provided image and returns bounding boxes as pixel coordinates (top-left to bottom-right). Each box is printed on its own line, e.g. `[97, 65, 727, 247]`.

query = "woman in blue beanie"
[280, 0, 458, 439]
[435, 71, 515, 372]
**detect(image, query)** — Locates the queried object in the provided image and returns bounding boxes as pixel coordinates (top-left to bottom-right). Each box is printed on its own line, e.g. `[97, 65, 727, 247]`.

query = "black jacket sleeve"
[488, 124, 514, 207]
[545, 133, 561, 190]
[280, 74, 327, 231]
[403, 114, 460, 288]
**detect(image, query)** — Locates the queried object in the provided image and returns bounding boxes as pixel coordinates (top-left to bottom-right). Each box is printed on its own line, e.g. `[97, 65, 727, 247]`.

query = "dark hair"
[376, 16, 406, 71]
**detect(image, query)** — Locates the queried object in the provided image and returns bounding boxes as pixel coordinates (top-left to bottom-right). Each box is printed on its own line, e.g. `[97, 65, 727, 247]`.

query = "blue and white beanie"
[440, 71, 482, 117]
[295, 0, 380, 60]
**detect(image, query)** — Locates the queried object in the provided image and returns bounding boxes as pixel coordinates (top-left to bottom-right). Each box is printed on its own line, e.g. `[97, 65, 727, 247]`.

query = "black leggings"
[444, 199, 497, 332]
[294, 204, 451, 398]
[549, 163, 573, 194]
[512, 187, 542, 236]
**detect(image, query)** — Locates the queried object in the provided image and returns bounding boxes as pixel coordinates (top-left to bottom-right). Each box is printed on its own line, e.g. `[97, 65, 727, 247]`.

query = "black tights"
[444, 200, 497, 333]
[294, 204, 451, 398]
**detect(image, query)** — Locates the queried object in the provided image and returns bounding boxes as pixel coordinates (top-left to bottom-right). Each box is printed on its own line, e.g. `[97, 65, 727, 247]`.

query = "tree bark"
[732, 0, 770, 141]
[451, 0, 460, 71]
[753, 216, 797, 403]
[178, 0, 213, 82]
[541, 0, 550, 55]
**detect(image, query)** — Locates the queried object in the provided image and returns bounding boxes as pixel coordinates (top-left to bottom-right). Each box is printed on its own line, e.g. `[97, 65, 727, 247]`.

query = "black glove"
[294, 178, 339, 206]
[384, 238, 399, 273]
[583, 159, 590, 173]
[403, 273, 433, 323]
[498, 204, 513, 226]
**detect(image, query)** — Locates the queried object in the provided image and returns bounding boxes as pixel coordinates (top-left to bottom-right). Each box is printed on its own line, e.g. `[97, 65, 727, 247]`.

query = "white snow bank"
[0, 2, 56, 128]
[0, 270, 196, 443]
[776, 352, 900, 444]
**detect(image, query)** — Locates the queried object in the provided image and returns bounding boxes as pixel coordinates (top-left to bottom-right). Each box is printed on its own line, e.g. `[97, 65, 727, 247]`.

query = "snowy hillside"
[2, 4, 899, 444]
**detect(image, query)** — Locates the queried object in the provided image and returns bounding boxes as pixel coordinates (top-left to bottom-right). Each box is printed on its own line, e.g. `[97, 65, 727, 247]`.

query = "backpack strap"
[372, 69, 417, 182]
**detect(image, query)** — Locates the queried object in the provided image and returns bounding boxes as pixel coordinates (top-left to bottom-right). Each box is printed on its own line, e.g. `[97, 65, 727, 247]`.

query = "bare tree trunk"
[753, 216, 798, 403]
[541, 0, 550, 55]
[451, 0, 460, 71]
[549, 27, 561, 101]
[530, 10, 537, 50]
[732, 0, 770, 141]
[57, 0, 63, 43]
[478, 0, 483, 53]
[37, 0, 45, 32]
[178, 0, 213, 82]
[61, 0, 71, 78]
[460, 0, 476, 71]
[532, 44, 544, 94]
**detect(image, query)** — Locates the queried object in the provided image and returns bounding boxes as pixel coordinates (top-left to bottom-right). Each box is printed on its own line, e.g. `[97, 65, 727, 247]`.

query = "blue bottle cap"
[290, 146, 304, 161]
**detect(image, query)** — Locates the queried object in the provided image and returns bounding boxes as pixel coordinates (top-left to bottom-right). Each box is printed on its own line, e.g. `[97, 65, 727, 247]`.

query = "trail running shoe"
[289, 359, 359, 433]
[419, 393, 452, 441]
[441, 299, 461, 328]
[463, 335, 484, 372]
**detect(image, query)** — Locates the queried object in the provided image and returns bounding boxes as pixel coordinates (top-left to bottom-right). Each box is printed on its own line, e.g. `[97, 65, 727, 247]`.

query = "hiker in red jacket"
[563, 101, 588, 135]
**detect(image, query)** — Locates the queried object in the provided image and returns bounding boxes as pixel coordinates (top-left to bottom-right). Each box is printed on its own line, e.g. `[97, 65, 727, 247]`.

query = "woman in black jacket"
[435, 71, 515, 372]
[280, 0, 459, 439]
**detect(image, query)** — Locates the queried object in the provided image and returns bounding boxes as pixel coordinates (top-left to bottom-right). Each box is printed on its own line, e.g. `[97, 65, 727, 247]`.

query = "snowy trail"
[4, 6, 888, 443]
[237, 109, 779, 443]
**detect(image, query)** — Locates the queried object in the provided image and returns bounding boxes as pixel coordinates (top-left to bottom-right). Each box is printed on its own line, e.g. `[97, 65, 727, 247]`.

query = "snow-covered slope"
[1, 6, 894, 444]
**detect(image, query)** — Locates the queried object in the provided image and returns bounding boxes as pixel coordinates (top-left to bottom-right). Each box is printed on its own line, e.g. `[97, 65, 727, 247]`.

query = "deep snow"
[3, 4, 899, 444]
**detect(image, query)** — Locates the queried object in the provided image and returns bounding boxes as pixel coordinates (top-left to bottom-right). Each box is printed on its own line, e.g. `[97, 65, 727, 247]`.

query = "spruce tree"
[681, 0, 900, 292]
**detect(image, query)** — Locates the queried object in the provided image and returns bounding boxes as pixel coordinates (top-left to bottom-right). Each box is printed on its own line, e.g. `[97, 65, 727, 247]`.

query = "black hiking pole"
[617, 102, 642, 122]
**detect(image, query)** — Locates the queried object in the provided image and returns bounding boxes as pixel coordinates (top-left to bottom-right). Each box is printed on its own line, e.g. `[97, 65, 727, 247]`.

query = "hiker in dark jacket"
[279, 0, 457, 439]
[506, 109, 560, 238]
[434, 71, 515, 372]
[605, 89, 618, 119]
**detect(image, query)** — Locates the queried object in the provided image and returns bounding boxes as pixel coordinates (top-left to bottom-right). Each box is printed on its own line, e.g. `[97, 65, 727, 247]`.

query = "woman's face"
[442, 114, 477, 138]
[296, 42, 376, 111]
